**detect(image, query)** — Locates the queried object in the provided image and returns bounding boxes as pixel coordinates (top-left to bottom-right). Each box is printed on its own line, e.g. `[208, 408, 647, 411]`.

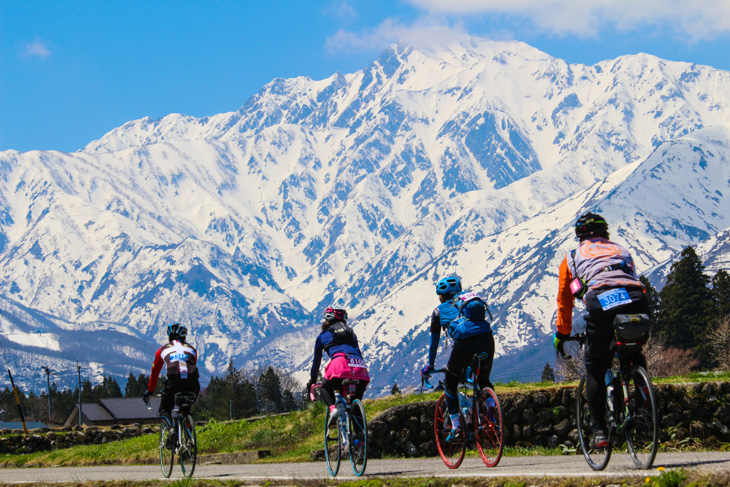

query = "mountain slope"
[0, 38, 728, 393]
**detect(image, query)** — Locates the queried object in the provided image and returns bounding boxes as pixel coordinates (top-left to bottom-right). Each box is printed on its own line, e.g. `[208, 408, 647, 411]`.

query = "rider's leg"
[320, 378, 340, 409]
[474, 332, 496, 392]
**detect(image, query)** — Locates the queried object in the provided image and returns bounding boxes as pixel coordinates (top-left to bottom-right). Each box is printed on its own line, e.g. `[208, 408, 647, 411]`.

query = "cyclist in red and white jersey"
[143, 323, 200, 432]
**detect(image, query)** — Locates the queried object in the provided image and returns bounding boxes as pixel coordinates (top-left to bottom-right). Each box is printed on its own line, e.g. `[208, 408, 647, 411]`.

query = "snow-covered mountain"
[1, 38, 729, 394]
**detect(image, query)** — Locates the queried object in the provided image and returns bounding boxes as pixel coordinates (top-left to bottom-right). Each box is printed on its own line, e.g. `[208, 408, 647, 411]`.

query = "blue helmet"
[436, 277, 462, 296]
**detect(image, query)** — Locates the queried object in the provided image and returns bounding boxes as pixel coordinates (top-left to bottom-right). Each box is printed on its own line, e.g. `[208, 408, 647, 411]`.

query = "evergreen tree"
[391, 382, 401, 395]
[257, 367, 283, 414]
[639, 275, 660, 319]
[541, 363, 556, 383]
[712, 269, 730, 319]
[656, 246, 715, 366]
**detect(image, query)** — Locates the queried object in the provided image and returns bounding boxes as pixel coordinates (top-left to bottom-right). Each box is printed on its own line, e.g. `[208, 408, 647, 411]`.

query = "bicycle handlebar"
[421, 369, 447, 389]
[557, 334, 586, 360]
[309, 383, 322, 402]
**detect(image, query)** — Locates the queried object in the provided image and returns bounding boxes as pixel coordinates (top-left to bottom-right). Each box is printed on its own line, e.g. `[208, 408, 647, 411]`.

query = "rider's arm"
[146, 347, 164, 393]
[556, 256, 575, 336]
[428, 308, 441, 367]
[310, 334, 324, 383]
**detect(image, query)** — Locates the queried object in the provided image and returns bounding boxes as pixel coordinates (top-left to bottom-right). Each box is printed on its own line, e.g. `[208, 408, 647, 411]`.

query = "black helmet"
[575, 212, 609, 240]
[436, 276, 462, 296]
[167, 323, 188, 340]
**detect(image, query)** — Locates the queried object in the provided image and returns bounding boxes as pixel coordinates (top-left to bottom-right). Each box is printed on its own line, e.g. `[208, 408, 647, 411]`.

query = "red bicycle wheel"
[434, 394, 466, 468]
[475, 388, 504, 467]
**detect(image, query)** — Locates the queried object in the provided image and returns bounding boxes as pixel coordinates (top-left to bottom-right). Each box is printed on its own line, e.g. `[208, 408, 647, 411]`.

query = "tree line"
[1, 364, 304, 425]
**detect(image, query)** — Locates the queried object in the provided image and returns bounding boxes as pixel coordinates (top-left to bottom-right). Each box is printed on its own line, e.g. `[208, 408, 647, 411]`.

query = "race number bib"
[597, 287, 631, 311]
[347, 356, 368, 369]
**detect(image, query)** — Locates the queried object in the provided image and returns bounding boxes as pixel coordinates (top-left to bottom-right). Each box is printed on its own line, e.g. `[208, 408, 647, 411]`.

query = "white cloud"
[326, 18, 471, 54]
[323, 0, 358, 20]
[406, 0, 730, 41]
[19, 39, 52, 60]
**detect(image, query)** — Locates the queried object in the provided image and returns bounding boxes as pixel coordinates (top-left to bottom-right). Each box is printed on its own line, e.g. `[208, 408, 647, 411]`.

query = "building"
[63, 397, 161, 427]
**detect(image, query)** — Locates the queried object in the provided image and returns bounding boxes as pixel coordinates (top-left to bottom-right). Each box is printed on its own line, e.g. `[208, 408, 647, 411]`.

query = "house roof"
[81, 403, 115, 422]
[99, 397, 160, 421]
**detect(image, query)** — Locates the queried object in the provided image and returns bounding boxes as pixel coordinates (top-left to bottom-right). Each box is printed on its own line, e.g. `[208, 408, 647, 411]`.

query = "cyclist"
[422, 277, 495, 439]
[553, 212, 650, 448]
[143, 323, 200, 447]
[306, 307, 370, 417]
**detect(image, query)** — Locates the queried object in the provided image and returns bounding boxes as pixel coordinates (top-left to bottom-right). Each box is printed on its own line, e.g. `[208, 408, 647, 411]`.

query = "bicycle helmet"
[436, 276, 462, 296]
[167, 323, 188, 340]
[323, 307, 348, 323]
[575, 212, 609, 240]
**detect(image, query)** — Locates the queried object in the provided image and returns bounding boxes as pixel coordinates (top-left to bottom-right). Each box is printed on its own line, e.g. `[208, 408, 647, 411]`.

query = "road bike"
[145, 391, 198, 478]
[563, 314, 658, 471]
[310, 380, 368, 477]
[422, 351, 504, 469]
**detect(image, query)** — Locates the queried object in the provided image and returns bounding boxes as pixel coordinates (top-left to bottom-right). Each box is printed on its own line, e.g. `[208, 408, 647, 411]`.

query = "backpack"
[446, 292, 493, 340]
[323, 322, 357, 352]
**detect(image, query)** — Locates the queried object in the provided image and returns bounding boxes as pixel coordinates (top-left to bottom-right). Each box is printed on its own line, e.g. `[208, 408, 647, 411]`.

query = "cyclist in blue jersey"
[307, 307, 370, 416]
[423, 277, 495, 438]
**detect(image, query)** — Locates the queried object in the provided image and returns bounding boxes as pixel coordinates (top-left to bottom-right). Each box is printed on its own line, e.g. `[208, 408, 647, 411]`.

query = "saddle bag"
[613, 313, 652, 344]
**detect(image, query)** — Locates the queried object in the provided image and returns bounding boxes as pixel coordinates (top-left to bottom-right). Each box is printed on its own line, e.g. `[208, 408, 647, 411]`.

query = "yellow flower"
[657, 466, 665, 471]
[645, 477, 651, 483]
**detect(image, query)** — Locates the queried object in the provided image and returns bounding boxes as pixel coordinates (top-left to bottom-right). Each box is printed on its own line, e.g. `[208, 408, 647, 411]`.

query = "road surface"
[2, 452, 730, 483]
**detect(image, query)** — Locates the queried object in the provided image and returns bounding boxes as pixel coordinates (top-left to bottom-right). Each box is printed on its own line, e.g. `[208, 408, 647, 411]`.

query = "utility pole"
[76, 361, 82, 427]
[42, 366, 54, 423]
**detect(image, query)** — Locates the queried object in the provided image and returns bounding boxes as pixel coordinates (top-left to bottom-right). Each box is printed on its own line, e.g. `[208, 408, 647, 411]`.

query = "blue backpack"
[446, 292, 493, 340]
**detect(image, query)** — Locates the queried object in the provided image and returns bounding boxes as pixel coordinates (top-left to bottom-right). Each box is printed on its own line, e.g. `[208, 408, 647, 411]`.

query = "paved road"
[3, 452, 730, 483]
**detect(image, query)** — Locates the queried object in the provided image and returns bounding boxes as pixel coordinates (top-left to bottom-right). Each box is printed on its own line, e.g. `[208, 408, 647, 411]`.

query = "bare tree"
[707, 316, 730, 370]
[644, 336, 699, 377]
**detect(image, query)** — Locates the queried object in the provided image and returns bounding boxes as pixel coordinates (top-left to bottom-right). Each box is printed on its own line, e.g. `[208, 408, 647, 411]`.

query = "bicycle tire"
[179, 414, 197, 478]
[576, 375, 612, 470]
[624, 365, 658, 469]
[475, 387, 504, 467]
[324, 409, 341, 476]
[434, 394, 466, 468]
[348, 399, 368, 476]
[159, 419, 174, 478]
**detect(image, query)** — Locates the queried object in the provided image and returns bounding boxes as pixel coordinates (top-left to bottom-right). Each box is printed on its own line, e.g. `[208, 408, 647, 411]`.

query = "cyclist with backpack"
[307, 307, 370, 416]
[143, 323, 200, 447]
[553, 212, 650, 448]
[422, 277, 495, 439]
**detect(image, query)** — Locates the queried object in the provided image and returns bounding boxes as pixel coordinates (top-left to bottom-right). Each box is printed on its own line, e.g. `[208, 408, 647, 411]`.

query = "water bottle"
[459, 392, 471, 427]
[605, 370, 615, 413]
[336, 399, 346, 418]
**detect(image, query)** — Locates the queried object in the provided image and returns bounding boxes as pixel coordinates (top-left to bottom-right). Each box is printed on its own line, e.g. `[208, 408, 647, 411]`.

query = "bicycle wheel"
[576, 375, 612, 470]
[624, 366, 658, 469]
[475, 387, 504, 467]
[324, 409, 341, 476]
[348, 399, 368, 476]
[179, 414, 197, 478]
[159, 419, 174, 478]
[434, 394, 466, 468]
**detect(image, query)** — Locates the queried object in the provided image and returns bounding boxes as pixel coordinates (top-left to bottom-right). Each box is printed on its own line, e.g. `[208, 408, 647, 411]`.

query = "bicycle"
[562, 313, 658, 471]
[309, 380, 368, 477]
[422, 351, 504, 469]
[145, 391, 198, 478]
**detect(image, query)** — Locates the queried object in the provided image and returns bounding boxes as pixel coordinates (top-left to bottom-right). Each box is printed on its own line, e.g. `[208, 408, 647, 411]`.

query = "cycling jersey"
[557, 237, 644, 335]
[147, 340, 199, 392]
[310, 324, 365, 383]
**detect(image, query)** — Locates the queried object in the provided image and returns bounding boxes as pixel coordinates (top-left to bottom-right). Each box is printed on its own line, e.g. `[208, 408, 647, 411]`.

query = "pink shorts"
[324, 354, 370, 383]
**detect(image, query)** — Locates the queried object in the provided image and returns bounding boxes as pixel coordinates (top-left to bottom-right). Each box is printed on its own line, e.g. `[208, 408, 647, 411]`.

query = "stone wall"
[0, 424, 157, 455]
[367, 381, 730, 458]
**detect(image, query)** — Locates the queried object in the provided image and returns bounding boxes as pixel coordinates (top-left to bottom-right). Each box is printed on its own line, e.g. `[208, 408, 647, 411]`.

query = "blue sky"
[2, 0, 729, 153]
